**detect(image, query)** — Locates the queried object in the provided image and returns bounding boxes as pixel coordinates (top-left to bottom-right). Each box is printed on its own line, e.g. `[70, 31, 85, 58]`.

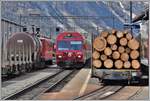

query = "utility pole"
[0, 1, 2, 69]
[130, 1, 133, 34]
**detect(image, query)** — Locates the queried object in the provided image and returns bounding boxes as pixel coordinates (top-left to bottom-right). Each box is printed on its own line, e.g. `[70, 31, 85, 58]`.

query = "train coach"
[2, 31, 54, 76]
[55, 32, 90, 68]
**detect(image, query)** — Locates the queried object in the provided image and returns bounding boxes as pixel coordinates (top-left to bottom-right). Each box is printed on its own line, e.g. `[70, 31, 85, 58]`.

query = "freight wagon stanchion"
[18, 44, 21, 72]
[22, 44, 25, 67]
[11, 41, 15, 72]
[26, 43, 29, 69]
[14, 41, 17, 74]
[91, 32, 98, 79]
[8, 43, 12, 73]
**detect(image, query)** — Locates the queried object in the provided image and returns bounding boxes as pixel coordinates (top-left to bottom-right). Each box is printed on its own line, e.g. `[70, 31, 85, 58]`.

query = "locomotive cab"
[56, 32, 86, 68]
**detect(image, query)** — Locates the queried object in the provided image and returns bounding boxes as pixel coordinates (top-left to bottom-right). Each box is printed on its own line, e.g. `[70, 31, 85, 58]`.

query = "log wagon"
[92, 29, 142, 84]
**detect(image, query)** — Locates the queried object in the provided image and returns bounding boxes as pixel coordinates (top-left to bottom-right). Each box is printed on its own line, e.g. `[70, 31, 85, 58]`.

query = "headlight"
[58, 55, 62, 58]
[77, 55, 81, 58]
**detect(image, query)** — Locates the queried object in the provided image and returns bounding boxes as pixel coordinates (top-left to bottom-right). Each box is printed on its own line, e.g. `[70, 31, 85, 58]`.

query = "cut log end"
[123, 30, 129, 34]
[104, 59, 113, 68]
[112, 51, 120, 59]
[92, 51, 100, 59]
[126, 33, 132, 40]
[128, 39, 140, 50]
[93, 60, 102, 68]
[130, 50, 139, 59]
[93, 37, 107, 51]
[100, 31, 109, 38]
[124, 61, 131, 69]
[115, 60, 123, 69]
[121, 53, 129, 61]
[111, 44, 117, 50]
[112, 29, 117, 34]
[132, 60, 140, 69]
[120, 38, 127, 46]
[116, 31, 123, 38]
[100, 54, 107, 61]
[107, 35, 117, 44]
[125, 48, 131, 53]
[118, 46, 125, 53]
[104, 47, 112, 56]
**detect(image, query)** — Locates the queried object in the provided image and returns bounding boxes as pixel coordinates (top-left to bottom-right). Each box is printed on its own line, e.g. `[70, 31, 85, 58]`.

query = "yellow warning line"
[78, 69, 91, 96]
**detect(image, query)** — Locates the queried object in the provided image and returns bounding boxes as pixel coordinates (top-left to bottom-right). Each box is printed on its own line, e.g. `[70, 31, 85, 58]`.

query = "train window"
[70, 41, 82, 50]
[57, 41, 82, 50]
[58, 41, 70, 50]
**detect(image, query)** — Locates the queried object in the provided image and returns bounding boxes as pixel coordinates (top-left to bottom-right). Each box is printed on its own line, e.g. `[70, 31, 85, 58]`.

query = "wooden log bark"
[132, 60, 140, 69]
[112, 51, 120, 59]
[126, 33, 132, 40]
[92, 51, 100, 59]
[93, 37, 107, 51]
[100, 54, 107, 61]
[125, 48, 131, 53]
[115, 60, 123, 69]
[128, 38, 140, 50]
[100, 31, 108, 38]
[93, 60, 102, 68]
[118, 46, 125, 53]
[121, 53, 129, 61]
[111, 44, 117, 50]
[104, 47, 112, 56]
[130, 50, 139, 59]
[124, 61, 131, 69]
[116, 31, 123, 38]
[107, 34, 117, 44]
[104, 59, 113, 68]
[120, 38, 127, 46]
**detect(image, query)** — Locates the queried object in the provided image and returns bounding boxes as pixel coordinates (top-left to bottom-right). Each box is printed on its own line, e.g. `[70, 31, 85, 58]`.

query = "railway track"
[127, 87, 143, 100]
[2, 65, 59, 82]
[75, 86, 123, 100]
[3, 69, 77, 100]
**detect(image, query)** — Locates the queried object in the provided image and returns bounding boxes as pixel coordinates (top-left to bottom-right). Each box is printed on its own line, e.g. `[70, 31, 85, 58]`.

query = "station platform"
[39, 68, 101, 100]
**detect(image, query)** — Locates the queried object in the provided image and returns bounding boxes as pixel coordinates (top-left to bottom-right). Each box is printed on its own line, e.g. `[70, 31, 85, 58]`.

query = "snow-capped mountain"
[1, 1, 149, 40]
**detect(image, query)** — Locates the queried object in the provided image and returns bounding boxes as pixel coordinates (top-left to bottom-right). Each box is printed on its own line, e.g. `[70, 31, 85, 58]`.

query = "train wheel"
[14, 65, 20, 75]
[50, 60, 53, 65]
[29, 63, 33, 71]
[49, 60, 53, 65]
[20, 64, 26, 73]
[32, 63, 36, 71]
[25, 64, 28, 72]
[6, 68, 13, 77]
[40, 62, 45, 68]
[27, 64, 32, 72]
[25, 64, 30, 72]
[2, 68, 8, 76]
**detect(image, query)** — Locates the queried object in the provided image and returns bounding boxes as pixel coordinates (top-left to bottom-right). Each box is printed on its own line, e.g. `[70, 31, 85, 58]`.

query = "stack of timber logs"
[92, 30, 140, 69]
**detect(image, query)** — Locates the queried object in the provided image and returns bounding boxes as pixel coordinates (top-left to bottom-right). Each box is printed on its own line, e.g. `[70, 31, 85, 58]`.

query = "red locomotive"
[55, 32, 90, 68]
[40, 37, 53, 65]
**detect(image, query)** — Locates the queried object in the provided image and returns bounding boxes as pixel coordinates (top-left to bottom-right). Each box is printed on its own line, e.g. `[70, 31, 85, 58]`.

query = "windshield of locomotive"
[58, 41, 82, 50]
